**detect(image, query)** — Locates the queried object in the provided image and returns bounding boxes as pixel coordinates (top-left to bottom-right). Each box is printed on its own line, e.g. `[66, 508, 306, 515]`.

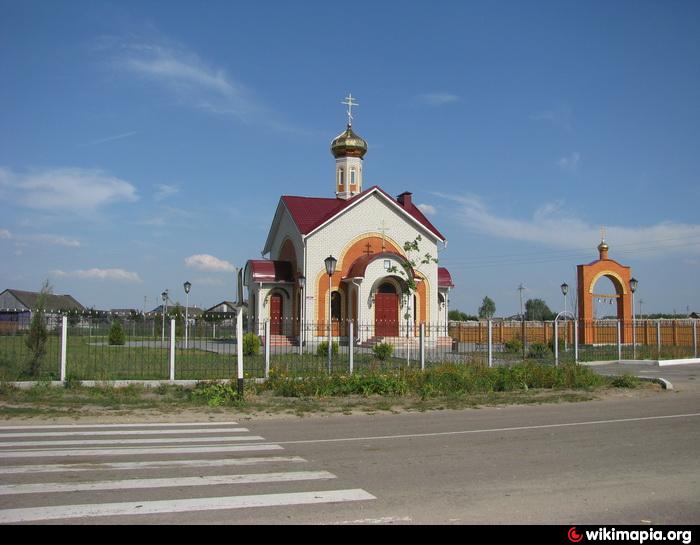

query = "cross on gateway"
[341, 93, 359, 126]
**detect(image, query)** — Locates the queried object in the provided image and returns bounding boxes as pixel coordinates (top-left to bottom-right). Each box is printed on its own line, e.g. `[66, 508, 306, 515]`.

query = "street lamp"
[183, 281, 191, 349]
[561, 282, 569, 351]
[298, 275, 305, 355]
[324, 256, 337, 374]
[161, 290, 168, 344]
[630, 277, 638, 359]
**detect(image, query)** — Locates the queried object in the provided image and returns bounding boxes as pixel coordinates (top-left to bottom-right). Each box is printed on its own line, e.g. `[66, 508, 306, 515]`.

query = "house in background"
[0, 288, 85, 332]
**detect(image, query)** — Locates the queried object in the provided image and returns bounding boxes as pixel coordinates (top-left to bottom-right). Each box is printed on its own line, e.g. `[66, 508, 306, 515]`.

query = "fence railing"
[0, 311, 697, 381]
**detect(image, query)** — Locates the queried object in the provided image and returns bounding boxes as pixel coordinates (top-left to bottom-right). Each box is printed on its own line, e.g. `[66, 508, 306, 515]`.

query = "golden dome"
[598, 241, 609, 252]
[331, 125, 368, 159]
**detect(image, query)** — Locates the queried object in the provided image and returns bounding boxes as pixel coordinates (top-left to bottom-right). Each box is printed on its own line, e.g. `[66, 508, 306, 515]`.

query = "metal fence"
[0, 311, 697, 382]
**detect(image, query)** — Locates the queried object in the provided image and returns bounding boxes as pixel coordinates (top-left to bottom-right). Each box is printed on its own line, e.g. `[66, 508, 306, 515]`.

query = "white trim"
[303, 187, 445, 243]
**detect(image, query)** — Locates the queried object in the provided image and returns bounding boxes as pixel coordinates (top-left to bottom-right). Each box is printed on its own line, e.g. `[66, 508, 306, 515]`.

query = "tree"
[449, 310, 478, 321]
[525, 298, 555, 321]
[108, 319, 126, 345]
[25, 280, 51, 377]
[478, 296, 496, 319]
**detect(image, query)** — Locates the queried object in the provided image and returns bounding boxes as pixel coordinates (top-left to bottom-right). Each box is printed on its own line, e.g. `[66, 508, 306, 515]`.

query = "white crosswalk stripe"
[0, 421, 375, 523]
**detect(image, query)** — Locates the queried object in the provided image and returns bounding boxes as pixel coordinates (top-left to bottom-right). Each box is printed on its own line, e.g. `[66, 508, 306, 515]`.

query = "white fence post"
[349, 321, 354, 374]
[657, 321, 662, 360]
[236, 306, 244, 395]
[617, 320, 622, 362]
[554, 319, 559, 367]
[264, 320, 270, 379]
[487, 320, 493, 368]
[169, 318, 175, 381]
[574, 320, 579, 363]
[694, 321, 698, 358]
[420, 323, 425, 371]
[60, 315, 67, 382]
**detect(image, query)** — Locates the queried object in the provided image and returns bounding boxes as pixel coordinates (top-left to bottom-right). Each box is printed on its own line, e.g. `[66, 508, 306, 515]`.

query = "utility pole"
[518, 283, 526, 360]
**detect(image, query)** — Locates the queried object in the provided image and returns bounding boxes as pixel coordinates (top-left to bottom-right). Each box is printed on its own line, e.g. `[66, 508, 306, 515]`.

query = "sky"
[1, 0, 699, 317]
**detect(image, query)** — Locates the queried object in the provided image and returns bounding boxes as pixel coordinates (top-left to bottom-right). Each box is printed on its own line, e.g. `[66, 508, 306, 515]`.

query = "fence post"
[617, 320, 622, 362]
[169, 318, 176, 381]
[60, 315, 68, 382]
[349, 321, 354, 374]
[264, 320, 271, 379]
[554, 319, 559, 367]
[694, 321, 697, 358]
[487, 320, 493, 368]
[236, 306, 244, 396]
[657, 321, 662, 360]
[420, 323, 425, 371]
[574, 320, 579, 363]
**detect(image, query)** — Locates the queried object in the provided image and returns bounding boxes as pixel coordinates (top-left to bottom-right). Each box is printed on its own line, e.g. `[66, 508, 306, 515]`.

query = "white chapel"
[243, 96, 455, 345]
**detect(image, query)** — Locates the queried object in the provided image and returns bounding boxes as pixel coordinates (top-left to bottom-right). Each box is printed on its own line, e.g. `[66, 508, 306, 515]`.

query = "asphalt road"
[0, 364, 698, 525]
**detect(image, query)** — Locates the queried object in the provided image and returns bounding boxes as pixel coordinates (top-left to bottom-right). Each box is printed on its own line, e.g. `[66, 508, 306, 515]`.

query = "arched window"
[378, 283, 397, 294]
[350, 168, 356, 185]
[331, 291, 342, 321]
[337, 168, 345, 187]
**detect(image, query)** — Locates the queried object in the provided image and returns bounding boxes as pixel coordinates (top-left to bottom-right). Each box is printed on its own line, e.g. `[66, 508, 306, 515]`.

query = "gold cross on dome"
[341, 93, 359, 126]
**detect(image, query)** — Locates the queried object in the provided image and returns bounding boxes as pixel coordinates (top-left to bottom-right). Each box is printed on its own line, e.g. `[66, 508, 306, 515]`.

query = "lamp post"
[183, 281, 191, 349]
[324, 255, 337, 374]
[298, 275, 305, 355]
[630, 277, 638, 359]
[561, 282, 569, 352]
[161, 290, 168, 345]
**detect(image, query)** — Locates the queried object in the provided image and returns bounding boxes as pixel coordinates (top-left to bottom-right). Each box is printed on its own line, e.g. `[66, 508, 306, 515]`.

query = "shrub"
[527, 342, 552, 360]
[372, 342, 394, 361]
[108, 320, 126, 345]
[190, 381, 244, 406]
[242, 333, 260, 356]
[316, 341, 339, 357]
[504, 338, 522, 354]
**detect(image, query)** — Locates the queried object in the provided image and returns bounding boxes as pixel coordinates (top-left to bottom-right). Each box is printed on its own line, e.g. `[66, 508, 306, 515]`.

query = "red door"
[270, 294, 283, 335]
[375, 293, 399, 337]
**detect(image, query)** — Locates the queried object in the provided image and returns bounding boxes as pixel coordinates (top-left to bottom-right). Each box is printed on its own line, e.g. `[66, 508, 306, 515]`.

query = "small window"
[350, 168, 356, 185]
[331, 291, 342, 320]
[338, 168, 345, 187]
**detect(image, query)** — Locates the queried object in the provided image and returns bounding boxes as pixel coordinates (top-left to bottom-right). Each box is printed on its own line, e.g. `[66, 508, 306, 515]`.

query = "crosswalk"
[0, 421, 375, 524]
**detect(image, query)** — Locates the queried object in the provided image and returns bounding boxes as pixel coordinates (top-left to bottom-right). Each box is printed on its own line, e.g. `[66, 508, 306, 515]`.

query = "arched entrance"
[577, 240, 633, 344]
[270, 293, 283, 335]
[375, 282, 399, 336]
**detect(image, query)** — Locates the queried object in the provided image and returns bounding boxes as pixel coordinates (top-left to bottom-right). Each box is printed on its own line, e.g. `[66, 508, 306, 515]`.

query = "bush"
[316, 341, 339, 357]
[504, 338, 522, 354]
[242, 333, 260, 356]
[372, 342, 394, 361]
[190, 381, 244, 406]
[108, 320, 125, 345]
[527, 342, 552, 360]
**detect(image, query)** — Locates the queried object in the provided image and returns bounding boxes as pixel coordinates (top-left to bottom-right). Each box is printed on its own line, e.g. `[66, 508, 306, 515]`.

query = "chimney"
[397, 191, 412, 208]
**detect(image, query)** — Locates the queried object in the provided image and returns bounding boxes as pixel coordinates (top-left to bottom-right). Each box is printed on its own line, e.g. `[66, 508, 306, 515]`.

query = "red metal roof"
[438, 267, 454, 288]
[247, 260, 295, 283]
[281, 186, 446, 241]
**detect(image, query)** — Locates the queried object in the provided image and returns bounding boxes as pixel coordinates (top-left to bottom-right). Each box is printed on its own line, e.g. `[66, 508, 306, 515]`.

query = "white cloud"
[153, 184, 180, 201]
[434, 192, 700, 258]
[557, 152, 581, 172]
[415, 93, 460, 106]
[417, 203, 436, 215]
[0, 229, 80, 247]
[0, 167, 137, 213]
[185, 254, 236, 272]
[51, 268, 142, 282]
[90, 131, 137, 145]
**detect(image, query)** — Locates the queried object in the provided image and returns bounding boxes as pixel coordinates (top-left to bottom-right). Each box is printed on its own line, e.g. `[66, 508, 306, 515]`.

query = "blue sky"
[1, 0, 698, 317]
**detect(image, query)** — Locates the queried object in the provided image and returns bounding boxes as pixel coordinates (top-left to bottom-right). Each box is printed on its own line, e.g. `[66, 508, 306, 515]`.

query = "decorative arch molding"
[588, 271, 628, 295]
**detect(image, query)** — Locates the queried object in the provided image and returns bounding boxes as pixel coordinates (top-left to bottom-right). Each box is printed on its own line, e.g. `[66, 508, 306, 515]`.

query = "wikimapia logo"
[567, 527, 693, 544]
